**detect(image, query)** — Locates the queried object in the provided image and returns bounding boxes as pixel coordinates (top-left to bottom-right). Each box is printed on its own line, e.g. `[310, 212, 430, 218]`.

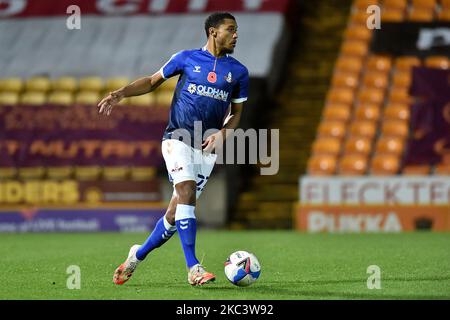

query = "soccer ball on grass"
[224, 250, 261, 287]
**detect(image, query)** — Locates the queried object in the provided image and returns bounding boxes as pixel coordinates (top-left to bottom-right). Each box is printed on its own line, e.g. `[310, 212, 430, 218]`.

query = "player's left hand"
[202, 131, 224, 154]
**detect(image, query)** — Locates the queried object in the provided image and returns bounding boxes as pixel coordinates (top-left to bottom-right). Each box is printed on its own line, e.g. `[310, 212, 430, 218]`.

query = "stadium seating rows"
[353, 0, 450, 22]
[0, 76, 176, 180]
[0, 76, 178, 107]
[307, 0, 450, 176]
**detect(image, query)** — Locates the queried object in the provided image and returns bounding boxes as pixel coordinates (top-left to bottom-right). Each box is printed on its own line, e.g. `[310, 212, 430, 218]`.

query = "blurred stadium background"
[1, 0, 449, 233]
[1, 0, 450, 300]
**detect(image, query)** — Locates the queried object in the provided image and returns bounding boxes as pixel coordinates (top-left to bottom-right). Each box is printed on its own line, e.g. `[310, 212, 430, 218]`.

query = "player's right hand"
[97, 91, 123, 116]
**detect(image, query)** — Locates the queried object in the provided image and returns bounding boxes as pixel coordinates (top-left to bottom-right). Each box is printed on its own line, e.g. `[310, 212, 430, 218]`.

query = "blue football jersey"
[159, 47, 249, 148]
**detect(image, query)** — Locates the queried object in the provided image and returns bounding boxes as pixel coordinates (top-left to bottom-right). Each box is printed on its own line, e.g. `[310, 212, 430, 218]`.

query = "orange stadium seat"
[318, 120, 347, 139]
[437, 9, 450, 21]
[323, 104, 352, 122]
[326, 88, 355, 105]
[0, 78, 24, 92]
[381, 120, 409, 138]
[425, 56, 450, 69]
[51, 77, 78, 92]
[331, 72, 359, 90]
[339, 154, 368, 175]
[375, 136, 405, 155]
[344, 136, 372, 155]
[395, 56, 422, 71]
[442, 0, 450, 9]
[370, 154, 400, 175]
[341, 40, 369, 57]
[350, 120, 377, 139]
[0, 92, 19, 105]
[312, 137, 342, 156]
[402, 165, 431, 175]
[411, 0, 436, 9]
[363, 72, 389, 90]
[434, 164, 450, 174]
[383, 0, 408, 11]
[384, 103, 410, 121]
[381, 8, 405, 22]
[366, 55, 392, 73]
[307, 155, 337, 175]
[354, 103, 381, 121]
[344, 26, 372, 42]
[335, 57, 364, 73]
[388, 87, 411, 104]
[350, 11, 372, 25]
[392, 71, 412, 88]
[358, 88, 385, 105]
[408, 8, 435, 21]
[353, 0, 379, 11]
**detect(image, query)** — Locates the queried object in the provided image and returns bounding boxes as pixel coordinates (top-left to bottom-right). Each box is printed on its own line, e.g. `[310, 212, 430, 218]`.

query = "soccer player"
[98, 12, 249, 286]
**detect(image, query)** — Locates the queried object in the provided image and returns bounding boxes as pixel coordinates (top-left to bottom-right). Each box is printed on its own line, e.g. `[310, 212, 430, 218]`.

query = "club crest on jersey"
[225, 72, 233, 83]
[193, 66, 201, 73]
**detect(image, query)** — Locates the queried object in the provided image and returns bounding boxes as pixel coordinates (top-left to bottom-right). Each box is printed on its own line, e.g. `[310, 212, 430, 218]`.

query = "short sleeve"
[231, 67, 249, 103]
[159, 51, 186, 79]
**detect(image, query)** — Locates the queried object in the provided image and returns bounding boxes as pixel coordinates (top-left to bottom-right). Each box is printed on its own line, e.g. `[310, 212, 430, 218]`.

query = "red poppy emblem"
[207, 72, 217, 83]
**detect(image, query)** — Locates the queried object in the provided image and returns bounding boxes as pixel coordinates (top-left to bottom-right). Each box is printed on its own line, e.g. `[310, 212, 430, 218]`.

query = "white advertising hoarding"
[299, 176, 450, 205]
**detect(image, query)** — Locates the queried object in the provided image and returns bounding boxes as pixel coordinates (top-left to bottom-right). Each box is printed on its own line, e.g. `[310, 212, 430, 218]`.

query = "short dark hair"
[204, 12, 236, 38]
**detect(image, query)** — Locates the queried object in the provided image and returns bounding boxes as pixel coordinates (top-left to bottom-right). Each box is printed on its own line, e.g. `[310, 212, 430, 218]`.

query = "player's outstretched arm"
[97, 71, 165, 116]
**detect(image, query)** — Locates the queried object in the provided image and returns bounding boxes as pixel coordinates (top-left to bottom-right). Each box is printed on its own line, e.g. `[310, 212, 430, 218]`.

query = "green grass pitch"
[0, 231, 449, 299]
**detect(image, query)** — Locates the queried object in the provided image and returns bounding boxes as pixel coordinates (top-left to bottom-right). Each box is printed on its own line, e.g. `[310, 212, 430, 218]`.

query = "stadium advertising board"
[297, 177, 450, 233]
[0, 0, 291, 17]
[296, 205, 449, 233]
[371, 22, 450, 57]
[0, 104, 167, 167]
[0, 179, 164, 232]
[0, 207, 164, 232]
[404, 67, 450, 166]
[0, 180, 162, 205]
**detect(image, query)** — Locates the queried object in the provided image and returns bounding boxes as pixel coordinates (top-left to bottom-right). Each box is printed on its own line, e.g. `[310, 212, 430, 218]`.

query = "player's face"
[215, 19, 238, 54]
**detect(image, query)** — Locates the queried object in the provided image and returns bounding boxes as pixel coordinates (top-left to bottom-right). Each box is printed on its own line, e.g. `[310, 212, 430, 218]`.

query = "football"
[224, 250, 261, 286]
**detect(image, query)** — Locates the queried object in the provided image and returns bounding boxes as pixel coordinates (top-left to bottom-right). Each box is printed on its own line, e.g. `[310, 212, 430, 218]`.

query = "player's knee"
[175, 180, 196, 205]
[165, 209, 176, 225]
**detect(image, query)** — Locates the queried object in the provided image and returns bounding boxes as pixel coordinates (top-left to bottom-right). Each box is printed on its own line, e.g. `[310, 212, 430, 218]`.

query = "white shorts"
[161, 139, 217, 199]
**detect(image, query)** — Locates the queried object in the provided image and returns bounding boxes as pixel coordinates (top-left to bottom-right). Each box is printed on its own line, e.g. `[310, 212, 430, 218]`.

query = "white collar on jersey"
[202, 46, 229, 57]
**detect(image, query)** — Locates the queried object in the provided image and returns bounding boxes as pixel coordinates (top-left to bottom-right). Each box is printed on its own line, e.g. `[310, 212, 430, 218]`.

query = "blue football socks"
[136, 215, 177, 261]
[175, 204, 199, 268]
